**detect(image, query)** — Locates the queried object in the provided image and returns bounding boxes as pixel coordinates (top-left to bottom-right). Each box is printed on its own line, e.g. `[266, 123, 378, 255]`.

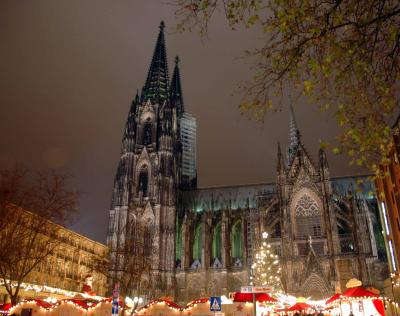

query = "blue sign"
[210, 297, 222, 312]
[112, 282, 120, 315]
[112, 300, 119, 315]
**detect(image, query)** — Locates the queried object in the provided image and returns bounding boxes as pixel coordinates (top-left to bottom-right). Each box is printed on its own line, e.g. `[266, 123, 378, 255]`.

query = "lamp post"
[250, 260, 256, 316]
[133, 297, 143, 315]
[126, 296, 143, 316]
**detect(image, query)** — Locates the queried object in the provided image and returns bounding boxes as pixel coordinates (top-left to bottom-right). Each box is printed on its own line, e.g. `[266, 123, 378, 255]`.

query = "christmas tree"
[250, 232, 281, 290]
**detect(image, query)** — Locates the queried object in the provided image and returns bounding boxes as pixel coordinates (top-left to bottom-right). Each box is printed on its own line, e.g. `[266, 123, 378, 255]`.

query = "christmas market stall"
[226, 301, 253, 316]
[8, 299, 54, 316]
[287, 302, 313, 313]
[232, 293, 277, 303]
[8, 298, 109, 316]
[325, 280, 384, 316]
[136, 298, 182, 316]
[228, 292, 278, 316]
[181, 298, 210, 316]
[0, 304, 11, 315]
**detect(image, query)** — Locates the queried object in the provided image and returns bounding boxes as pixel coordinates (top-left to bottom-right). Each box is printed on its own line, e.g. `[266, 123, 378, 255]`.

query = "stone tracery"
[295, 194, 319, 217]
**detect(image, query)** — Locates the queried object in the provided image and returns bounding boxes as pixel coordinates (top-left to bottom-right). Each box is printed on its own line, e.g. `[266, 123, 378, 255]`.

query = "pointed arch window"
[271, 222, 281, 238]
[138, 167, 149, 197]
[295, 194, 321, 238]
[231, 221, 243, 259]
[212, 223, 222, 261]
[143, 122, 152, 145]
[143, 220, 153, 257]
[193, 224, 202, 262]
[130, 219, 153, 258]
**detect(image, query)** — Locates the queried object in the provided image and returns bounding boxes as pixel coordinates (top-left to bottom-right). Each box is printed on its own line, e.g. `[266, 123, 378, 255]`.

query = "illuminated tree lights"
[250, 232, 281, 290]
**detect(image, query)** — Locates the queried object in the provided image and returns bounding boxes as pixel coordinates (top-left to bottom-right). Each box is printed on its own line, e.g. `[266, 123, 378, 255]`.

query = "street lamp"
[133, 297, 143, 313]
[125, 296, 144, 314]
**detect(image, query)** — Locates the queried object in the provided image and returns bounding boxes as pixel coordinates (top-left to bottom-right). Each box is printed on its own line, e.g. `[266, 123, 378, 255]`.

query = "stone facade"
[175, 173, 387, 302]
[107, 22, 388, 304]
[107, 22, 181, 299]
[0, 210, 108, 303]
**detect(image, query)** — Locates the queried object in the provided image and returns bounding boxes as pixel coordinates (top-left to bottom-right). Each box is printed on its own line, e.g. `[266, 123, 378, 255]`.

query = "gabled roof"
[181, 183, 276, 212]
[286, 142, 318, 179]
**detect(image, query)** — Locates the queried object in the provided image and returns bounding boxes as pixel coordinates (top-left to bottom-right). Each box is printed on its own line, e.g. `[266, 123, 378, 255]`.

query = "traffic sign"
[241, 286, 253, 293]
[112, 282, 120, 315]
[210, 296, 222, 312]
[240, 286, 272, 293]
[112, 300, 119, 316]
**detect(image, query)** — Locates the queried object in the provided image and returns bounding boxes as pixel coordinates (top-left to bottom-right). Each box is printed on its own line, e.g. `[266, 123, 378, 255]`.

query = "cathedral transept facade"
[107, 23, 388, 304]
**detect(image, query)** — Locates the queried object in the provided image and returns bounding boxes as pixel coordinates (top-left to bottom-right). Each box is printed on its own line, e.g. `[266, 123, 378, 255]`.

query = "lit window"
[381, 201, 390, 235]
[389, 240, 397, 271]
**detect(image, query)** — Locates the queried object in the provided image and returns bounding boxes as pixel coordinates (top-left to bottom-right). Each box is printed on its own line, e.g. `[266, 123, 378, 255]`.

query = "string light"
[5, 292, 393, 316]
[3, 272, 392, 316]
[0, 279, 104, 301]
[251, 231, 281, 290]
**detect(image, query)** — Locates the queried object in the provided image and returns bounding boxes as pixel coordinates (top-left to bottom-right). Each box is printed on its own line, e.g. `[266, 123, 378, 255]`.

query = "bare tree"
[0, 166, 78, 304]
[93, 215, 153, 316]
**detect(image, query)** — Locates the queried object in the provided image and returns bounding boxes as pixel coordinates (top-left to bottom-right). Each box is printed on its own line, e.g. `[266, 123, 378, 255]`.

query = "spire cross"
[308, 235, 313, 248]
[159, 21, 165, 31]
[175, 56, 180, 65]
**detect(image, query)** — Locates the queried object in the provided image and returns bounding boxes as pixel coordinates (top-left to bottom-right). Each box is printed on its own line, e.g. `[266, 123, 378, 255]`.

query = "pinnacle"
[287, 97, 301, 166]
[170, 55, 184, 116]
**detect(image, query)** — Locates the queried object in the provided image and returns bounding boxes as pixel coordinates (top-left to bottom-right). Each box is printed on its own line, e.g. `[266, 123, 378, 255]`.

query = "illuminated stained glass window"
[231, 221, 243, 259]
[193, 224, 202, 262]
[212, 223, 221, 260]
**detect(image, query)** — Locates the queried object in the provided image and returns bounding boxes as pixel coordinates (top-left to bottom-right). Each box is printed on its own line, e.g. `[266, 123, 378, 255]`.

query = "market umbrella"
[340, 287, 384, 316]
[287, 302, 313, 311]
[233, 293, 277, 303]
[341, 287, 377, 299]
[326, 293, 341, 305]
[0, 303, 12, 314]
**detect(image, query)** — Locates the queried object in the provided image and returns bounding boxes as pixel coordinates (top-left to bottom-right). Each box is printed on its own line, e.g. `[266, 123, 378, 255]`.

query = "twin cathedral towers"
[107, 22, 387, 303]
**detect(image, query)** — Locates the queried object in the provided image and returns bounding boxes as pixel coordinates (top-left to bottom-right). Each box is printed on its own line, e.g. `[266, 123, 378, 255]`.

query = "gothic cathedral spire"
[108, 22, 191, 300]
[143, 21, 169, 105]
[287, 100, 300, 165]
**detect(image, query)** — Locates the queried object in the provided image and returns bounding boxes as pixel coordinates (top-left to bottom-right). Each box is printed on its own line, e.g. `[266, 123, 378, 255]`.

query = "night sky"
[0, 1, 362, 243]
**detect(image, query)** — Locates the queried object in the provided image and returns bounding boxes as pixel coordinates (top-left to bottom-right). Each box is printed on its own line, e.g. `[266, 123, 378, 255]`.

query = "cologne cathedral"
[107, 22, 388, 303]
